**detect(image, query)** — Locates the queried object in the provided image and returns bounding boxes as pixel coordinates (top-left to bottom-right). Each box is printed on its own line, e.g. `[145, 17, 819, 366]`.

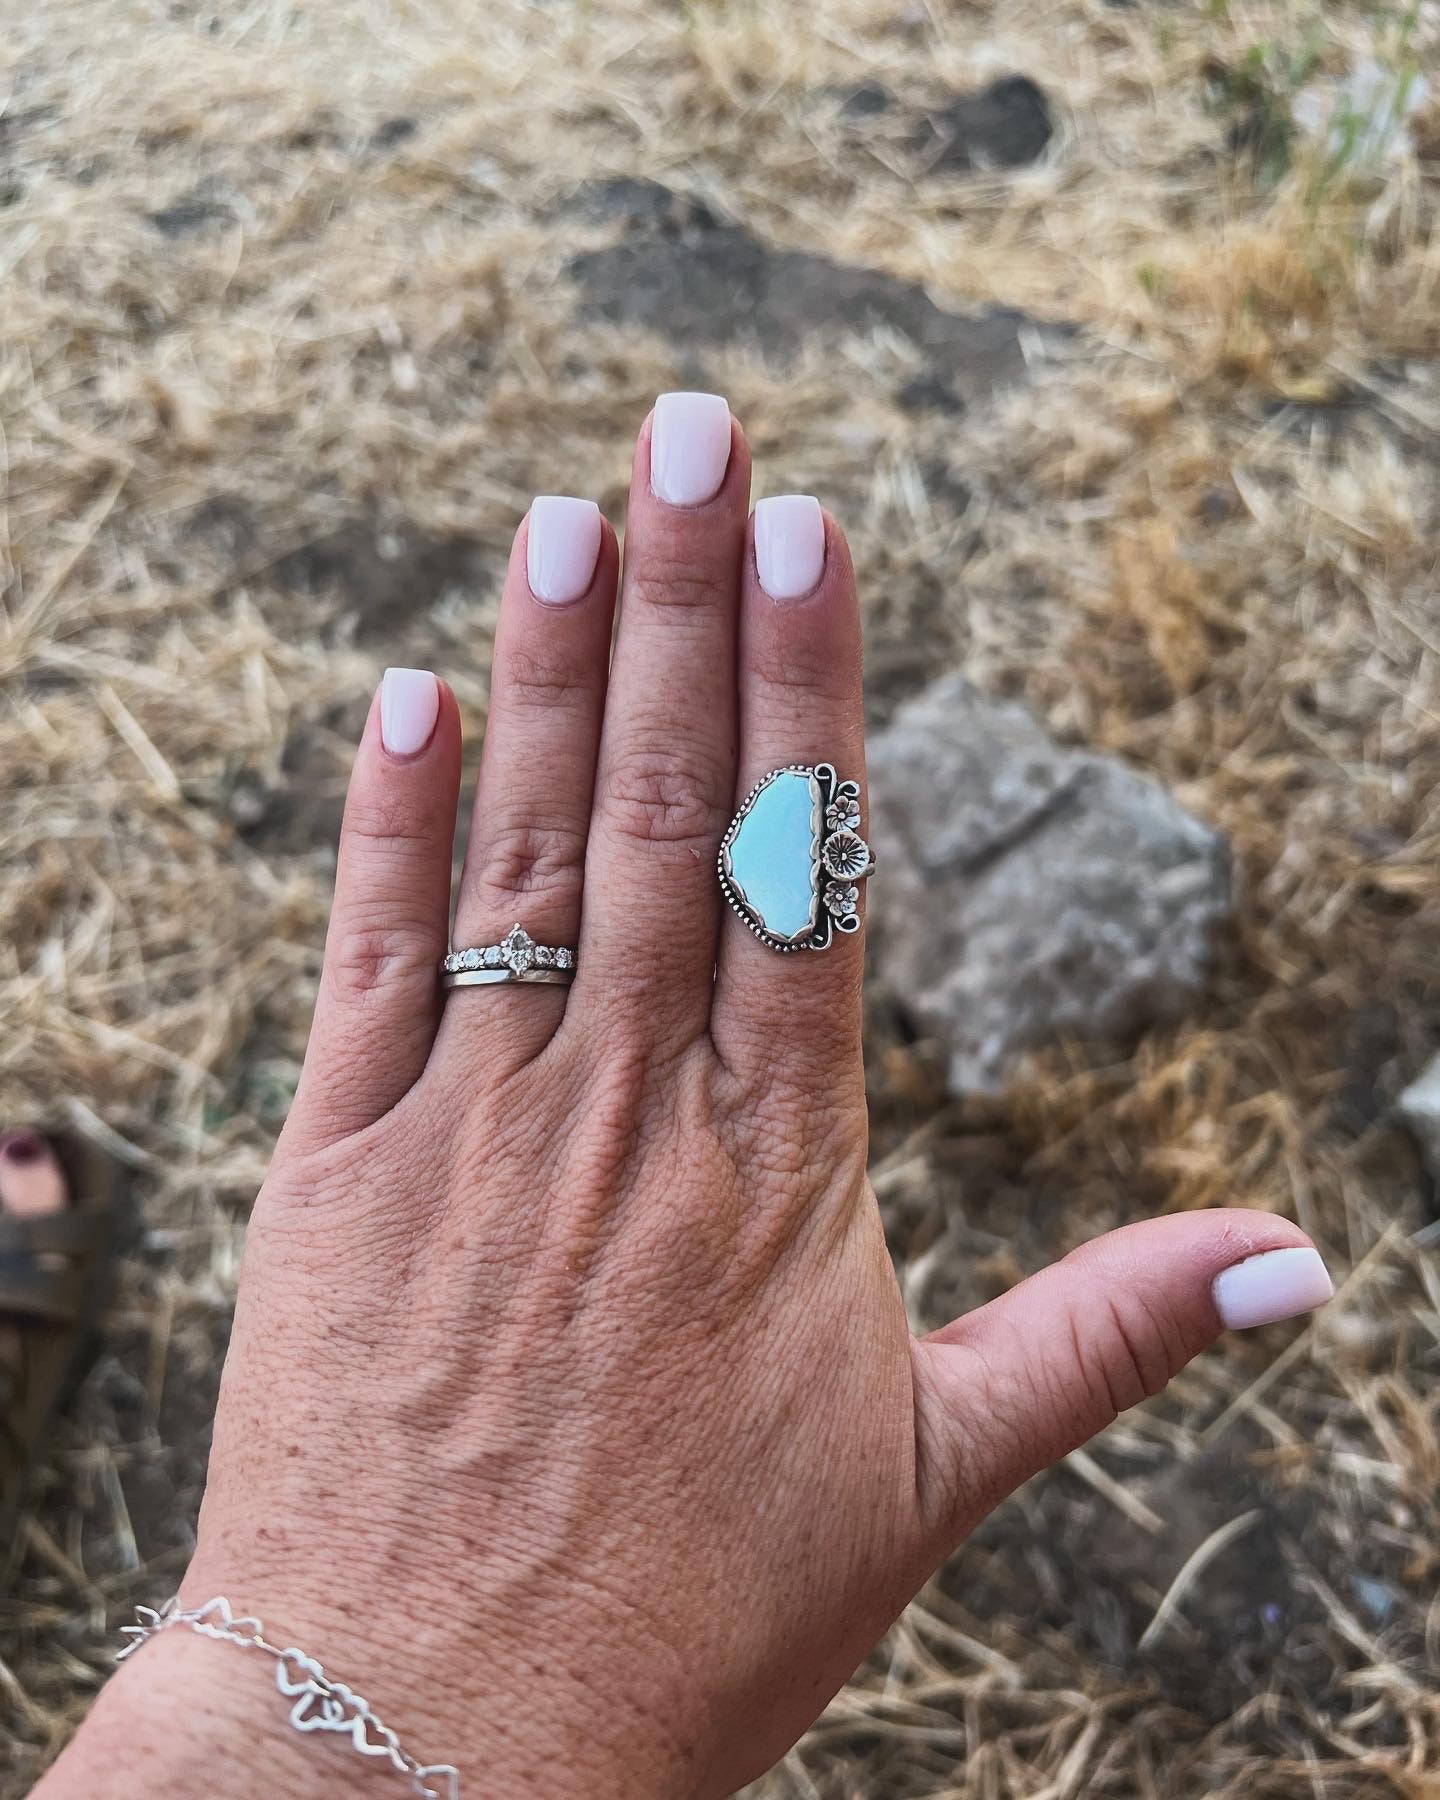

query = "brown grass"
[2, 0, 1438, 1795]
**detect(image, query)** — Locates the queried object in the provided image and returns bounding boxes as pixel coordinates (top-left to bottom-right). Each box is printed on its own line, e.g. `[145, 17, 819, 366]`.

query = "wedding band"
[444, 967, 572, 989]
[718, 763, 874, 953]
[441, 923, 576, 989]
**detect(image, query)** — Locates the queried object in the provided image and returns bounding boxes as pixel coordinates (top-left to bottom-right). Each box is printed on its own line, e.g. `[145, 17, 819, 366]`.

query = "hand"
[42, 397, 1331, 1799]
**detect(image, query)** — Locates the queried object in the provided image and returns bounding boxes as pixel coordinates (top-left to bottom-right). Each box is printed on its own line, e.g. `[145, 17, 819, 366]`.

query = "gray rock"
[837, 82, 895, 122]
[148, 194, 233, 237]
[868, 675, 1232, 1093]
[1397, 1055, 1440, 1181]
[835, 74, 1054, 172]
[913, 75, 1054, 173]
[560, 177, 721, 234]
[569, 216, 1064, 405]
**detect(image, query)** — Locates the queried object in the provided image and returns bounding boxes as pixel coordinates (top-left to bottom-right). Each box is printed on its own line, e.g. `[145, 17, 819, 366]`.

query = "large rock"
[868, 676, 1232, 1092]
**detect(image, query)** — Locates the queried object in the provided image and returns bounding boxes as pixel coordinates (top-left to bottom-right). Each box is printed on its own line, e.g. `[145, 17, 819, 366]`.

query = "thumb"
[909, 1211, 1334, 1541]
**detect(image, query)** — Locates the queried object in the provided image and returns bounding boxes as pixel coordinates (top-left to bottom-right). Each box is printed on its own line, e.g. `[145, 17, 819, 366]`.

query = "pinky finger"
[286, 668, 461, 1154]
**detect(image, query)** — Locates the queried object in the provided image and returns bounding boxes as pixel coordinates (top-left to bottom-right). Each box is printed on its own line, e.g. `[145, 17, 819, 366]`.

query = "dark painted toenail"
[0, 1131, 47, 1166]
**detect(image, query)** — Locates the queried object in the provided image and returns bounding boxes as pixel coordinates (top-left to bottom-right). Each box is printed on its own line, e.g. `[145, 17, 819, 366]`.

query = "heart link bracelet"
[117, 1596, 461, 1799]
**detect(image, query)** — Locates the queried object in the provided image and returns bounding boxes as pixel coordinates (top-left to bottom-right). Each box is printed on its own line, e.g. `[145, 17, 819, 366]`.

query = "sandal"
[0, 1131, 119, 1566]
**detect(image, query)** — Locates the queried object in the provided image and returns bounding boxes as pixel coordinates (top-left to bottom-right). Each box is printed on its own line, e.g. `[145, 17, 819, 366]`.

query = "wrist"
[42, 1568, 703, 1800]
[36, 1625, 325, 1800]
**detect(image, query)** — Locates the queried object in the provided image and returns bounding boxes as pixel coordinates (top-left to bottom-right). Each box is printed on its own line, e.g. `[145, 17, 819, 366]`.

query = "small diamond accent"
[446, 931, 576, 980]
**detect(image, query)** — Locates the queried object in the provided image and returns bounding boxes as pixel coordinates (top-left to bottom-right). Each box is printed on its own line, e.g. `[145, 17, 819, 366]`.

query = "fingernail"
[379, 667, 440, 758]
[0, 1131, 46, 1166]
[651, 391, 732, 507]
[527, 496, 603, 605]
[755, 495, 826, 600]
[1213, 1247, 1334, 1331]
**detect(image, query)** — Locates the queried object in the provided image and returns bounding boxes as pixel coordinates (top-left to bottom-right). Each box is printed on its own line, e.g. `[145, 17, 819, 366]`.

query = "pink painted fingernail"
[527, 496, 603, 605]
[379, 668, 440, 758]
[651, 392, 732, 507]
[1212, 1247, 1334, 1330]
[755, 495, 826, 600]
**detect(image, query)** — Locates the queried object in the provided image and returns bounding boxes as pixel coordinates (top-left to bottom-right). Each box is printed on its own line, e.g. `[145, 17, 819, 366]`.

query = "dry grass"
[2, 0, 1438, 1794]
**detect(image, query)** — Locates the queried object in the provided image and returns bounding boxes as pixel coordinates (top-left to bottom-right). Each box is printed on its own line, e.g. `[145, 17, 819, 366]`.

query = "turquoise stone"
[726, 769, 820, 943]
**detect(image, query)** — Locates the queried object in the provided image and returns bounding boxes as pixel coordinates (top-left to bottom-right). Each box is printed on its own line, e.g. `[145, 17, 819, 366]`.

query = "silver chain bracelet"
[117, 1595, 461, 1799]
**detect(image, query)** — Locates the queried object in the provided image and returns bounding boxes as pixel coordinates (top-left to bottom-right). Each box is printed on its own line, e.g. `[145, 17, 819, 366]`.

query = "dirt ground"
[2, 1, 1438, 1795]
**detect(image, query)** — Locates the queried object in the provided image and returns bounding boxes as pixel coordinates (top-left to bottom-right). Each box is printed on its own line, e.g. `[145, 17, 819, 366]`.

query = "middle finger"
[570, 393, 749, 1058]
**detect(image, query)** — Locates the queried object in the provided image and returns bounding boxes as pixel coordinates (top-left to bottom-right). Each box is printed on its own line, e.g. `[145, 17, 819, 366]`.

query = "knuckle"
[343, 792, 433, 854]
[603, 741, 728, 850]
[1073, 1293, 1180, 1425]
[497, 648, 601, 717]
[749, 638, 849, 708]
[327, 917, 435, 1002]
[627, 553, 727, 614]
[470, 809, 587, 908]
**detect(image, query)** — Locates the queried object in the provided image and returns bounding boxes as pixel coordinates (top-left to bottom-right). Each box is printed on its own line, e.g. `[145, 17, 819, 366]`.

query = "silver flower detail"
[824, 881, 859, 918]
[821, 828, 872, 880]
[825, 796, 861, 832]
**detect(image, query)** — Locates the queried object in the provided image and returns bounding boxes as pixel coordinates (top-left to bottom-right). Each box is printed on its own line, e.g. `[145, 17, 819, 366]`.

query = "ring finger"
[710, 497, 867, 1094]
[438, 495, 619, 1071]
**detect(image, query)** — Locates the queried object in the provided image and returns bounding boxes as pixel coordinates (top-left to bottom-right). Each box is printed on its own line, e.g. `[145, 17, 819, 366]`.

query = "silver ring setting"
[441, 923, 576, 989]
[718, 763, 874, 953]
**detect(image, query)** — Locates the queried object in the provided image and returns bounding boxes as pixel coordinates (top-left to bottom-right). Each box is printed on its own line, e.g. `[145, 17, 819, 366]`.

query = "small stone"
[724, 767, 822, 945]
[555, 948, 574, 970]
[462, 949, 482, 971]
[483, 946, 503, 968]
[370, 115, 418, 151]
[912, 75, 1053, 174]
[536, 945, 555, 966]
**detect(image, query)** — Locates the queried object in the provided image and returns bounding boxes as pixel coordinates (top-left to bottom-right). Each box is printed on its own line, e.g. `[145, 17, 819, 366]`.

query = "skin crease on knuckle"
[324, 917, 438, 1002]
[601, 740, 732, 852]
[497, 645, 604, 715]
[468, 810, 589, 910]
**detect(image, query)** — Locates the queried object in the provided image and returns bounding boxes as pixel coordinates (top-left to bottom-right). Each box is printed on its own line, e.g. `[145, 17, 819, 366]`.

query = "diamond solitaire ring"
[441, 924, 577, 989]
[718, 764, 874, 953]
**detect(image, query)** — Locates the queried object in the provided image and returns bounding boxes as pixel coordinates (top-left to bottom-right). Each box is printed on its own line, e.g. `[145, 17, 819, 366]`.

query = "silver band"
[443, 967, 572, 989]
[441, 923, 575, 987]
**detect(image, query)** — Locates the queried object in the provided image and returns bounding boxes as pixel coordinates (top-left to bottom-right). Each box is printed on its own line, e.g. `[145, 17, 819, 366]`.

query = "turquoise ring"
[718, 764, 874, 953]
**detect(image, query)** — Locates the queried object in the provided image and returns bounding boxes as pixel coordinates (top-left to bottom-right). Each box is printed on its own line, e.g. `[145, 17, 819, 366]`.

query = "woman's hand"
[42, 397, 1331, 1798]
